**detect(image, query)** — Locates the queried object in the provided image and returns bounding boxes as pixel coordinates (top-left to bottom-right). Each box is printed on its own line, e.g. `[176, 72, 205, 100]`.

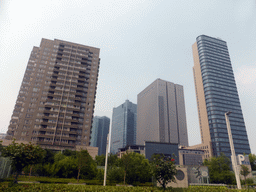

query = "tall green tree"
[249, 154, 256, 171]
[120, 152, 151, 185]
[77, 150, 94, 181]
[0, 140, 3, 153]
[240, 165, 250, 185]
[95, 154, 105, 166]
[203, 153, 236, 184]
[79, 151, 97, 179]
[108, 154, 120, 167]
[1, 140, 45, 183]
[95, 154, 120, 167]
[62, 149, 76, 157]
[150, 153, 177, 189]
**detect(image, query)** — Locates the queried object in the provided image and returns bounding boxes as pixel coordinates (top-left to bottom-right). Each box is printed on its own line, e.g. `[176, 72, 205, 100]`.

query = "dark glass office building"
[110, 100, 137, 154]
[192, 35, 251, 157]
[90, 116, 110, 155]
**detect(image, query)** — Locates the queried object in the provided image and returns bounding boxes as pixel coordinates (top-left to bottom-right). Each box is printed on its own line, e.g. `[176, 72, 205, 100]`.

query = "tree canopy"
[249, 153, 256, 171]
[120, 152, 151, 185]
[1, 140, 45, 183]
[150, 153, 177, 189]
[203, 153, 236, 185]
[240, 165, 250, 185]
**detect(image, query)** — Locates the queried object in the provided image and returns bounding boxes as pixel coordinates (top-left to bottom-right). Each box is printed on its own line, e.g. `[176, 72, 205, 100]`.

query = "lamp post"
[103, 134, 109, 186]
[225, 111, 241, 189]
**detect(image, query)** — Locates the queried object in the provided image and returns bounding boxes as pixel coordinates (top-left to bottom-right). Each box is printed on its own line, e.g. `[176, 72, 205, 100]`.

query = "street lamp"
[103, 134, 109, 186]
[225, 111, 241, 189]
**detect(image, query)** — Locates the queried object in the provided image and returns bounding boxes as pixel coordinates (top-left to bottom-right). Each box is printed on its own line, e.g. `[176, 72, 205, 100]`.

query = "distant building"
[117, 145, 145, 158]
[0, 133, 6, 140]
[137, 79, 189, 146]
[178, 148, 204, 166]
[192, 35, 251, 158]
[90, 116, 110, 156]
[110, 100, 137, 154]
[144, 141, 179, 164]
[5, 38, 101, 151]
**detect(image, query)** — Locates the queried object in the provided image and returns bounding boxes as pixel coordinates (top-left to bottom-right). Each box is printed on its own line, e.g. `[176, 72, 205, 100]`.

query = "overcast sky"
[0, 0, 255, 154]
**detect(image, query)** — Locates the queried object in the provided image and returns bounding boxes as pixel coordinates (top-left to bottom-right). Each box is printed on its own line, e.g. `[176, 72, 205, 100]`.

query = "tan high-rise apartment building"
[191, 35, 251, 158]
[136, 79, 188, 146]
[6, 38, 100, 151]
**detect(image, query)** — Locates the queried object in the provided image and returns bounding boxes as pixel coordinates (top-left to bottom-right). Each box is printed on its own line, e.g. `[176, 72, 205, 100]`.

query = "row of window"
[199, 51, 230, 63]
[205, 88, 238, 97]
[211, 128, 247, 136]
[197, 36, 227, 46]
[202, 72, 234, 82]
[209, 119, 245, 127]
[209, 118, 244, 125]
[210, 123, 246, 131]
[204, 83, 237, 92]
[206, 98, 240, 107]
[197, 40, 227, 51]
[202, 68, 233, 79]
[206, 102, 241, 110]
[198, 46, 229, 57]
[201, 66, 234, 79]
[212, 137, 248, 144]
[200, 58, 231, 69]
[208, 110, 243, 119]
[200, 61, 232, 72]
[205, 94, 239, 103]
[215, 133, 247, 140]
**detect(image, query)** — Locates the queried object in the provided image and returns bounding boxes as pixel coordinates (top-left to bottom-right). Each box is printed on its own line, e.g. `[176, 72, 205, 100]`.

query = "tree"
[77, 150, 97, 180]
[54, 156, 77, 178]
[240, 165, 250, 185]
[1, 140, 45, 183]
[249, 154, 256, 171]
[108, 153, 120, 167]
[62, 149, 76, 157]
[77, 150, 93, 181]
[43, 149, 55, 164]
[150, 153, 177, 189]
[95, 154, 105, 166]
[0, 140, 3, 153]
[203, 153, 236, 184]
[120, 152, 151, 185]
[95, 154, 120, 167]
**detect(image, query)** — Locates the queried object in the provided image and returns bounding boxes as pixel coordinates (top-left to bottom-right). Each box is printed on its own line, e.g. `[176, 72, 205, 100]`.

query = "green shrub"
[96, 168, 104, 181]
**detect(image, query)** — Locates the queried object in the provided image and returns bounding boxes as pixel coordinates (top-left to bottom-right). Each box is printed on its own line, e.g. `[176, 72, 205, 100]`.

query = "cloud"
[235, 66, 256, 85]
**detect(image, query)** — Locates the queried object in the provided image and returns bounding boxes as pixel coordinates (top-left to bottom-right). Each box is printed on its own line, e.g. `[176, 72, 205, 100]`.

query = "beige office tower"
[6, 38, 100, 150]
[136, 79, 189, 146]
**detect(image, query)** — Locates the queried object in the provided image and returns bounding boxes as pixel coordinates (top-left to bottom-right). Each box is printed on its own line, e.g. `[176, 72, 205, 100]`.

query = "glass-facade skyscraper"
[90, 116, 110, 155]
[110, 100, 137, 154]
[192, 35, 251, 158]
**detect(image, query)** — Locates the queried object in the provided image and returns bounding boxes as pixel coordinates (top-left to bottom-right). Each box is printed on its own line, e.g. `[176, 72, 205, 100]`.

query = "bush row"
[1, 183, 256, 192]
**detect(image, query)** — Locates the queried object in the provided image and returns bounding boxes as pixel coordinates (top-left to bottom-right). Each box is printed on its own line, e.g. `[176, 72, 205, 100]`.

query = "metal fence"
[0, 157, 12, 179]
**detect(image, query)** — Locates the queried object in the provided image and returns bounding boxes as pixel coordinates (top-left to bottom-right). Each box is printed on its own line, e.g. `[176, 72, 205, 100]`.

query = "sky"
[0, 0, 255, 154]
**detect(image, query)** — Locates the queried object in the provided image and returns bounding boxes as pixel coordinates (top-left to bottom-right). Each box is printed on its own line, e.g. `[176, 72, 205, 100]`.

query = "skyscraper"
[90, 116, 110, 155]
[6, 38, 100, 150]
[192, 35, 251, 158]
[136, 79, 188, 146]
[110, 100, 137, 154]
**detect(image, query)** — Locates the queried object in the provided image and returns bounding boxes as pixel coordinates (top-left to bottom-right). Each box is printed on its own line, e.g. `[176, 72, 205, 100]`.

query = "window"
[33, 88, 39, 92]
[25, 114, 33, 118]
